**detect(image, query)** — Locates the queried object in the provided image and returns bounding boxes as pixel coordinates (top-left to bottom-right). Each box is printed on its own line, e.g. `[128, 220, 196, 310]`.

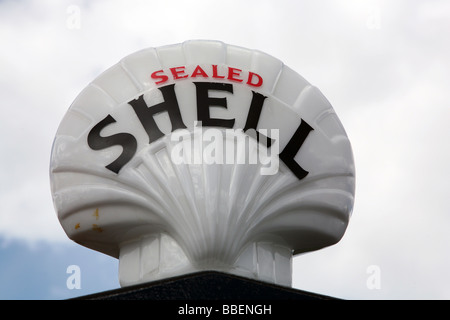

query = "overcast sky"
[0, 0, 449, 299]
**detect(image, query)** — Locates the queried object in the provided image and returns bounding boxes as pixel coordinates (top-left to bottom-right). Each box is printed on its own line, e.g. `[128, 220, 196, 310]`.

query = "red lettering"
[212, 65, 225, 79]
[246, 72, 263, 87]
[151, 70, 169, 85]
[151, 65, 264, 87]
[170, 66, 188, 80]
[227, 67, 243, 82]
[191, 65, 209, 78]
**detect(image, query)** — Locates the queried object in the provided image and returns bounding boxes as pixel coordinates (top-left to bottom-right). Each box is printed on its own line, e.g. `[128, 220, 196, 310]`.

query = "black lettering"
[194, 82, 235, 128]
[128, 84, 187, 143]
[243, 91, 267, 131]
[243, 91, 273, 147]
[279, 119, 314, 180]
[87, 115, 137, 174]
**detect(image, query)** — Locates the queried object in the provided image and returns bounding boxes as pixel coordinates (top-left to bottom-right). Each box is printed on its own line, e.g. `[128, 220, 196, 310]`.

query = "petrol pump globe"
[50, 40, 355, 287]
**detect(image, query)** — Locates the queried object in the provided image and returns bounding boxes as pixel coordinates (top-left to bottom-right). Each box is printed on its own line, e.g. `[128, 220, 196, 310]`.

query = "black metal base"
[75, 271, 337, 300]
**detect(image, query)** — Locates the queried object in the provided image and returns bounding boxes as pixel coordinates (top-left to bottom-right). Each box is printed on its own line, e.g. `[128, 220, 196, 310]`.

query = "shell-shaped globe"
[50, 40, 355, 287]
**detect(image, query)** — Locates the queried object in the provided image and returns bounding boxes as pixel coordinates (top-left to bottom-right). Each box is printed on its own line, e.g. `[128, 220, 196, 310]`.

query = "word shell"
[97, 77, 308, 173]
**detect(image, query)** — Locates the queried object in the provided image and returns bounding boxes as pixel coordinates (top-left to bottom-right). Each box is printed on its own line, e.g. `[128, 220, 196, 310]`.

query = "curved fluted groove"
[51, 166, 169, 217]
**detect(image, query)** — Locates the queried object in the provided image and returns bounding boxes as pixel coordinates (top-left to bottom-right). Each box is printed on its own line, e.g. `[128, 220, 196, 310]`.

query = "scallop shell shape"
[50, 40, 355, 287]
